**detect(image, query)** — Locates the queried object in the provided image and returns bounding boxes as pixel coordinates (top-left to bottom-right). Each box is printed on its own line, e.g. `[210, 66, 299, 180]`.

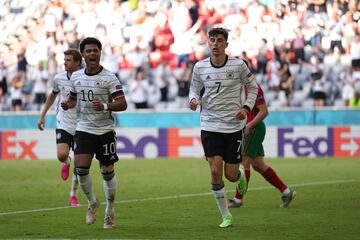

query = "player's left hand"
[38, 118, 45, 131]
[92, 98, 104, 111]
[190, 98, 200, 111]
[236, 108, 248, 120]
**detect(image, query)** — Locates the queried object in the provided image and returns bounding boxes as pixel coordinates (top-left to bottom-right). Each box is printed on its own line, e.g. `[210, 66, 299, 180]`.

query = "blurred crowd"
[1, 0, 360, 111]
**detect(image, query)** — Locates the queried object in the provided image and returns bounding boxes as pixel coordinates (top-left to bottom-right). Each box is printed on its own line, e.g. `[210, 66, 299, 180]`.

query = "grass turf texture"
[0, 157, 359, 239]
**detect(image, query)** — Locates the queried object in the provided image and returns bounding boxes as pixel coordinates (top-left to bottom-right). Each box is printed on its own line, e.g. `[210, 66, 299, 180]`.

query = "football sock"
[103, 175, 117, 214]
[282, 188, 291, 195]
[262, 167, 287, 192]
[245, 169, 251, 182]
[77, 172, 96, 203]
[70, 172, 78, 196]
[234, 190, 242, 201]
[212, 183, 231, 217]
[102, 170, 116, 214]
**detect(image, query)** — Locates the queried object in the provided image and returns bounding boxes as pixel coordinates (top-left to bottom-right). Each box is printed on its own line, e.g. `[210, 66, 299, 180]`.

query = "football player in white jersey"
[61, 37, 127, 229]
[189, 27, 258, 228]
[38, 49, 82, 207]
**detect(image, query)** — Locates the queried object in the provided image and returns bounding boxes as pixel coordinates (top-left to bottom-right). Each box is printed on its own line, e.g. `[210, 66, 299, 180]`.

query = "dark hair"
[79, 37, 102, 53]
[208, 27, 229, 41]
[64, 48, 82, 65]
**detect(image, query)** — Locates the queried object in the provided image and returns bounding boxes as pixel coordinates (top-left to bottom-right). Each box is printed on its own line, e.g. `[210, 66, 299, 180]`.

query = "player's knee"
[75, 167, 89, 176]
[100, 164, 115, 181]
[252, 161, 266, 173]
[224, 171, 238, 182]
[251, 163, 261, 172]
[242, 157, 251, 169]
[210, 166, 222, 178]
[100, 164, 114, 173]
[57, 153, 68, 163]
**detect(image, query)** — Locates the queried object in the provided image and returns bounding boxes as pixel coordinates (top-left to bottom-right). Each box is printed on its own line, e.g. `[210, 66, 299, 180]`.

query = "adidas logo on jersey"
[206, 75, 211, 80]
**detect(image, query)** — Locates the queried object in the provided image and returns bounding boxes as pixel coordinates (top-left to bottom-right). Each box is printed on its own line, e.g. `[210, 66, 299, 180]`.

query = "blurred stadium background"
[0, 0, 360, 111]
[0, 0, 359, 159]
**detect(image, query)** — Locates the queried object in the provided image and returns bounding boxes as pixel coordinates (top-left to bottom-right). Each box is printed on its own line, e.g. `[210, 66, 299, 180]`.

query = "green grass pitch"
[0, 157, 359, 239]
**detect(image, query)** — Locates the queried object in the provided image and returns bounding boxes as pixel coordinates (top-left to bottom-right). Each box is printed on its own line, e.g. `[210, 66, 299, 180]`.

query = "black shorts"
[74, 130, 119, 166]
[56, 129, 74, 149]
[201, 129, 244, 164]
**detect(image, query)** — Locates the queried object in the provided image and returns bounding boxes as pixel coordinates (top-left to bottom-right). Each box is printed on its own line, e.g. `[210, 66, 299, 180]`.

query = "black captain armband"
[112, 90, 124, 100]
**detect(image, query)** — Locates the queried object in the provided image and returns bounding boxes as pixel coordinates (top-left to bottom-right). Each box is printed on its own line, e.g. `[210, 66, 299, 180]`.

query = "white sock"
[233, 198, 242, 204]
[213, 187, 231, 218]
[65, 156, 71, 165]
[103, 175, 116, 214]
[282, 188, 290, 195]
[78, 174, 96, 203]
[70, 173, 78, 197]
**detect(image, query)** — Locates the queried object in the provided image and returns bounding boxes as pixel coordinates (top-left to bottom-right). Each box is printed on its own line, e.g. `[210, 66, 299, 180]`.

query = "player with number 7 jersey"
[189, 27, 258, 228]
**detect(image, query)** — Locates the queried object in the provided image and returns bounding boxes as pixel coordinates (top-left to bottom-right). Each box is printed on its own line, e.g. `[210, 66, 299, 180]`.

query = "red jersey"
[245, 83, 265, 123]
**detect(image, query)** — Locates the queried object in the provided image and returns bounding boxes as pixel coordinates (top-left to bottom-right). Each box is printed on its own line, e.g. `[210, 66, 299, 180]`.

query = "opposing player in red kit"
[228, 83, 296, 208]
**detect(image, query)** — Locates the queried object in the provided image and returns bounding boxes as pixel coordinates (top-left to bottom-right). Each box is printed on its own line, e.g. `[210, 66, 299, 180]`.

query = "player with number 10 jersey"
[69, 67, 123, 135]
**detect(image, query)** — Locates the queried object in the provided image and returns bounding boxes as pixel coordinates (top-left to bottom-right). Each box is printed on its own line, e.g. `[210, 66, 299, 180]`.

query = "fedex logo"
[278, 127, 360, 157]
[116, 128, 202, 158]
[0, 131, 38, 160]
[116, 129, 167, 158]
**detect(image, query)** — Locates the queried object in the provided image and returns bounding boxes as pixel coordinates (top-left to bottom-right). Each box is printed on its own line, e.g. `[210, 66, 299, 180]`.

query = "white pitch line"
[0, 179, 356, 216]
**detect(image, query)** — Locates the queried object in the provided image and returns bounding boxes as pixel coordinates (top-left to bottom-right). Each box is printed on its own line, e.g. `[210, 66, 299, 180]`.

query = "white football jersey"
[69, 67, 123, 135]
[53, 71, 77, 135]
[189, 56, 258, 133]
